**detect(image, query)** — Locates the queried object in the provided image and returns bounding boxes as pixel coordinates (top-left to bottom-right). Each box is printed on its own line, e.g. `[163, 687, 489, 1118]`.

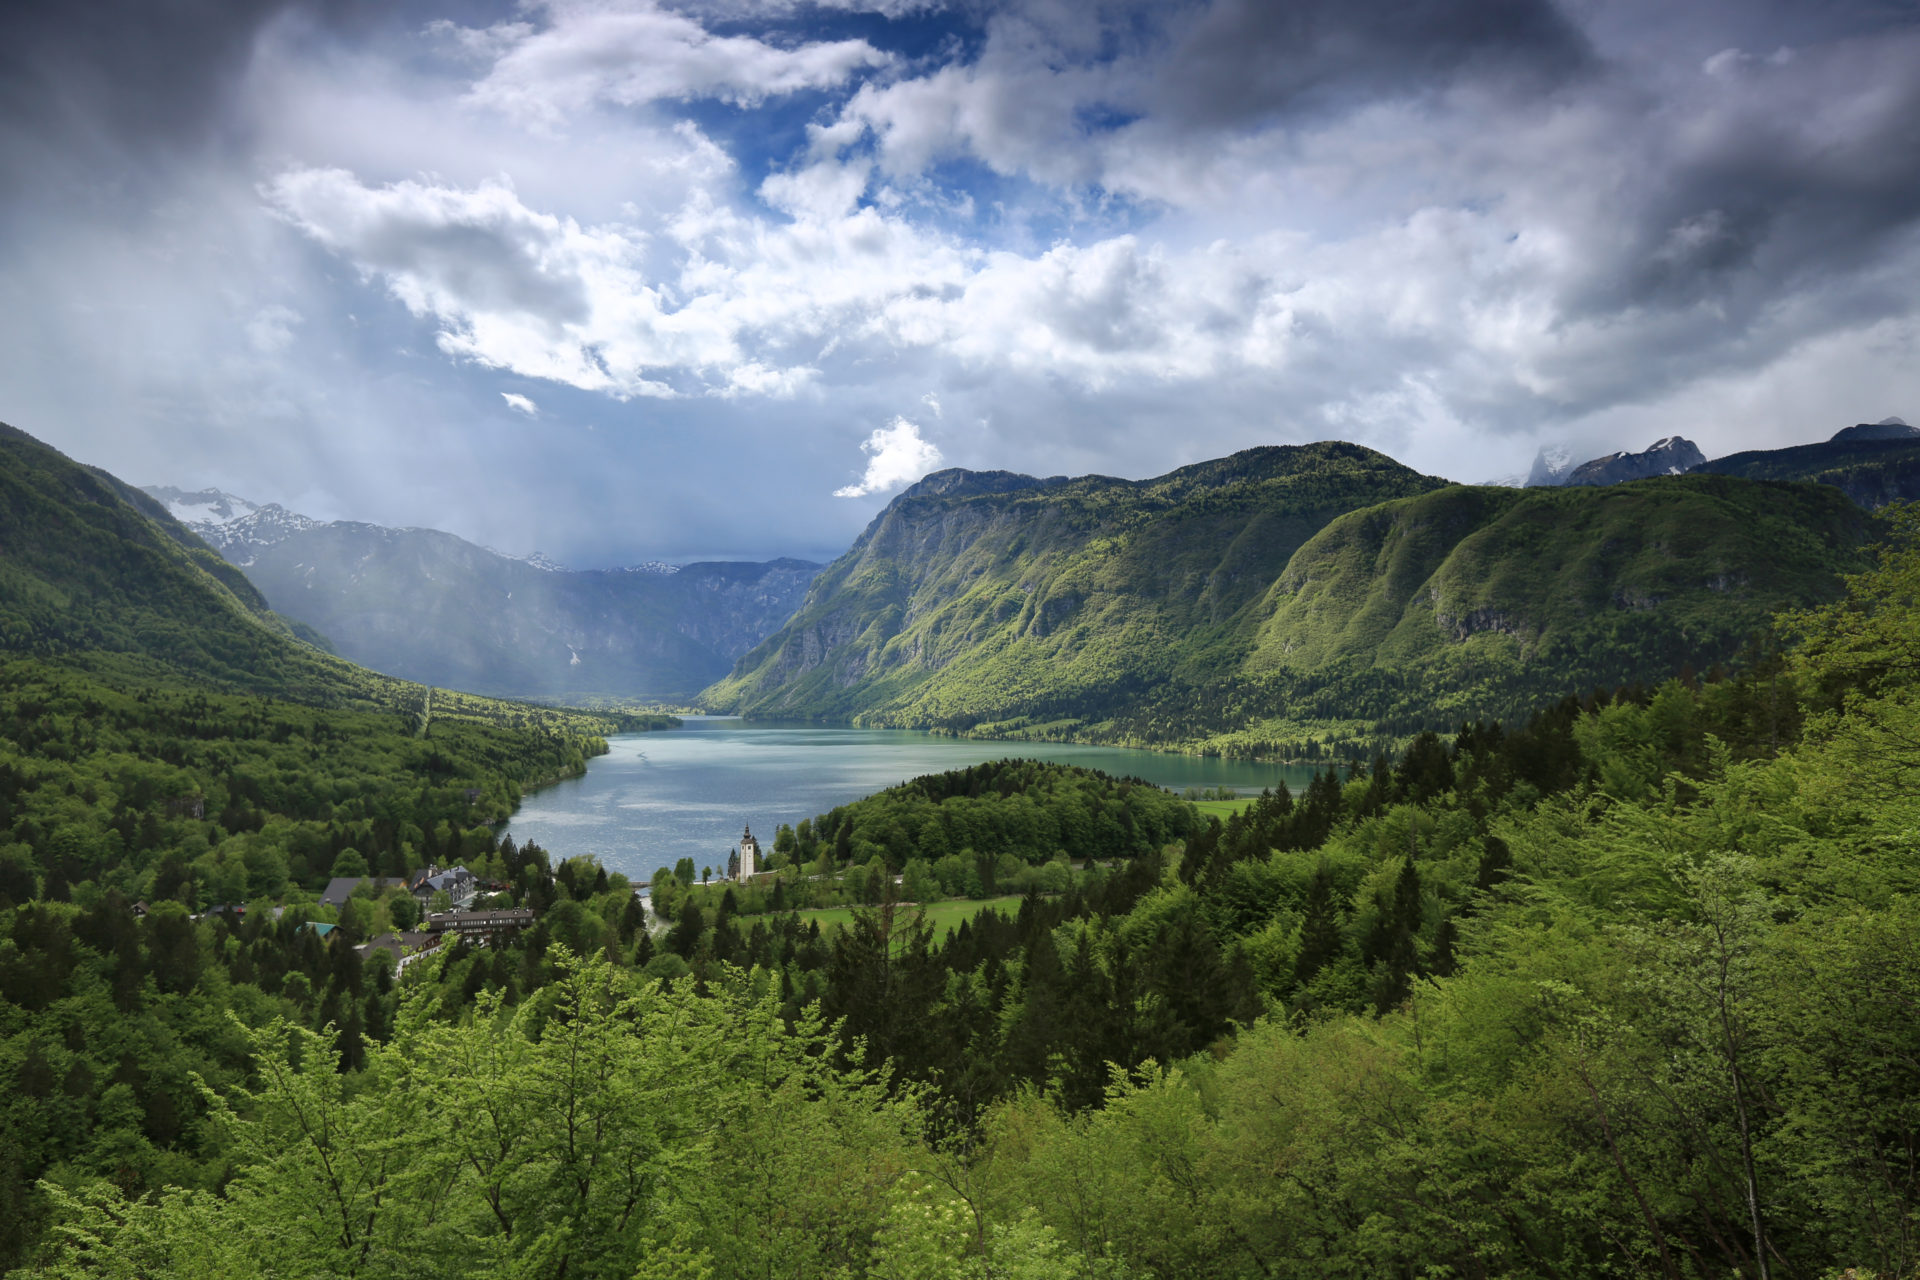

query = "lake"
[503, 718, 1320, 882]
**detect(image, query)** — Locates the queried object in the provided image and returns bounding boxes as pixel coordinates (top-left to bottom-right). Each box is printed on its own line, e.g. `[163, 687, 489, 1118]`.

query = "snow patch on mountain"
[1525, 445, 1577, 487]
[144, 485, 261, 526]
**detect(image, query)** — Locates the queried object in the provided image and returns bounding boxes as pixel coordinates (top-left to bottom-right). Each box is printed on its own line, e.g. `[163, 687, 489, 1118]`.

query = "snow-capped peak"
[144, 485, 261, 526]
[484, 547, 571, 572]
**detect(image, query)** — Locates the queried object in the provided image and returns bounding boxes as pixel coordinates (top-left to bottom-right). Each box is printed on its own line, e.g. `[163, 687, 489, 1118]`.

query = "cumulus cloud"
[6, 0, 1920, 564]
[834, 417, 943, 496]
[445, 0, 890, 127]
[501, 391, 539, 415]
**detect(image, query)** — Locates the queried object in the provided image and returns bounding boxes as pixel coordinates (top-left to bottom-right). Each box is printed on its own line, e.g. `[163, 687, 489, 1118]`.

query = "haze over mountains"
[143, 486, 820, 701]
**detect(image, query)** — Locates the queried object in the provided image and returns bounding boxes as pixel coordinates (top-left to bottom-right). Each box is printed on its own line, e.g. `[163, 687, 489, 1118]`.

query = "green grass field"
[1190, 796, 1259, 821]
[792, 895, 1024, 940]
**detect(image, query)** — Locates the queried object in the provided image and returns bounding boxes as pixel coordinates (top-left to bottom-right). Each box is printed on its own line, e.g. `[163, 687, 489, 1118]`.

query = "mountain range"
[1523, 417, 1920, 505]
[126, 413, 1913, 749]
[143, 487, 821, 700]
[705, 442, 1872, 751]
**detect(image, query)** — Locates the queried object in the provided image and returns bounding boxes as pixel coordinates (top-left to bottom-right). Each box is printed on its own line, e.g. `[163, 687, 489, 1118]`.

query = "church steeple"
[737, 825, 760, 879]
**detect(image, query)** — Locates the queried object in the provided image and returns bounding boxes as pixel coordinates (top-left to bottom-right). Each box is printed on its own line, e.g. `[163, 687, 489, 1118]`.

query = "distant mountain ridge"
[1524, 418, 1917, 505]
[143, 486, 821, 700]
[1564, 436, 1706, 486]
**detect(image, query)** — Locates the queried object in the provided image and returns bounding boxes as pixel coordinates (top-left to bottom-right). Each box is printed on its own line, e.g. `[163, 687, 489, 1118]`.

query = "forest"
[3, 501, 1919, 1274]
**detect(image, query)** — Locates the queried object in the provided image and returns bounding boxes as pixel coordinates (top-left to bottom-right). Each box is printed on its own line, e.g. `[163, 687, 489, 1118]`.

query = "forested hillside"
[706, 442, 1450, 731]
[8, 416, 1920, 1278]
[708, 442, 1872, 756]
[14, 508, 1920, 1277]
[0, 424, 654, 1266]
[1693, 431, 1920, 508]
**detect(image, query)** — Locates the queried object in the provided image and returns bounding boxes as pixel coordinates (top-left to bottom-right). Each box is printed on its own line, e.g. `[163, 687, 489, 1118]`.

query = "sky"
[2, 0, 1917, 566]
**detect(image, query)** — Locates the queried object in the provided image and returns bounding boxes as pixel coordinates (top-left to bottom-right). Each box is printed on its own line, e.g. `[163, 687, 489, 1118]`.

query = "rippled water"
[503, 718, 1319, 881]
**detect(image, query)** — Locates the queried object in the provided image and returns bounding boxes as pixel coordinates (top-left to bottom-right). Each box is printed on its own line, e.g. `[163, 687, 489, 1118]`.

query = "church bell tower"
[737, 825, 759, 879]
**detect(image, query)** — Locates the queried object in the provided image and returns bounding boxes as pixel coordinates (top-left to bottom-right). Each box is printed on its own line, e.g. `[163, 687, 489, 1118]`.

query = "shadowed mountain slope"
[1693, 430, 1920, 509]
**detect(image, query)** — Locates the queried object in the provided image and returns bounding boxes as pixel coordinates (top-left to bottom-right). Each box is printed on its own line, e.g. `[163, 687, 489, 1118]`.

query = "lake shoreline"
[502, 721, 1316, 882]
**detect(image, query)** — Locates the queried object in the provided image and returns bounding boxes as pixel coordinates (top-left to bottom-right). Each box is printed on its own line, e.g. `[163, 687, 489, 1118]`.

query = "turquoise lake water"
[503, 718, 1319, 882]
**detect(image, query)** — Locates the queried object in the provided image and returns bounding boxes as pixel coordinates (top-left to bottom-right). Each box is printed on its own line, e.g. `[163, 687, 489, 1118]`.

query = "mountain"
[705, 443, 1454, 727]
[1829, 415, 1914, 443]
[707, 444, 1872, 750]
[143, 484, 264, 527]
[0, 424, 352, 693]
[142, 489, 822, 699]
[1690, 423, 1920, 509]
[1564, 435, 1706, 486]
[1242, 474, 1865, 690]
[1524, 444, 1577, 486]
[172, 500, 320, 562]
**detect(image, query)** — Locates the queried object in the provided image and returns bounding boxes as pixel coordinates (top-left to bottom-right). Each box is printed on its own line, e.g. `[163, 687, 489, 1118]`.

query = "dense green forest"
[0, 425, 664, 1267]
[8, 489, 1920, 1272]
[706, 443, 1873, 758]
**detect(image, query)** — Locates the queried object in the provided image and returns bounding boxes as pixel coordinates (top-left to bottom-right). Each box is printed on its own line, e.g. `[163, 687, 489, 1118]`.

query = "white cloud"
[502, 391, 539, 415]
[834, 417, 943, 496]
[450, 0, 890, 127]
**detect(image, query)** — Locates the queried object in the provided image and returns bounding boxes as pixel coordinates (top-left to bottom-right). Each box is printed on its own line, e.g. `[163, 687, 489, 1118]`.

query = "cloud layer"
[0, 0, 1916, 565]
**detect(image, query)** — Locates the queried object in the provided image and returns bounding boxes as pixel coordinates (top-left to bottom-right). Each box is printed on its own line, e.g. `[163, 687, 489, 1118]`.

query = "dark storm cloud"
[1148, 0, 1593, 128]
[0, 0, 288, 157]
[1593, 33, 1920, 316]
[2, 0, 1918, 563]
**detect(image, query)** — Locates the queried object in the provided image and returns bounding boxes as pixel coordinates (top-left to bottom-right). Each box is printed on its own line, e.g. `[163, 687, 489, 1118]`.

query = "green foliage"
[14, 412, 1920, 1278]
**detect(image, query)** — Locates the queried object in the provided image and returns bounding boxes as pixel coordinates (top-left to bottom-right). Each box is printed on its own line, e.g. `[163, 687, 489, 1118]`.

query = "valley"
[4, 416, 1920, 1279]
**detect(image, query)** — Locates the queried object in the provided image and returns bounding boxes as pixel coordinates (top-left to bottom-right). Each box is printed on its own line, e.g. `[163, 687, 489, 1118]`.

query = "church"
[725, 825, 760, 881]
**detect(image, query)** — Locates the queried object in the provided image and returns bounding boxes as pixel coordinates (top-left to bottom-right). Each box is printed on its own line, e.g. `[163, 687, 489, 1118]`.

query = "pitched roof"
[319, 875, 413, 909]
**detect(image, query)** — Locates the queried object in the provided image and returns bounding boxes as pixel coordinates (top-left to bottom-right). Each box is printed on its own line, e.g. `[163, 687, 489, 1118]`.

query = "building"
[356, 930, 442, 973]
[409, 865, 477, 907]
[426, 908, 534, 946]
[735, 825, 759, 880]
[318, 875, 413, 911]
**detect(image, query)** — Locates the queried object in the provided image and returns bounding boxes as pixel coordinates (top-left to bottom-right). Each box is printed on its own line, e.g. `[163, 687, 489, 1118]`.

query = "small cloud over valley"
[834, 418, 942, 498]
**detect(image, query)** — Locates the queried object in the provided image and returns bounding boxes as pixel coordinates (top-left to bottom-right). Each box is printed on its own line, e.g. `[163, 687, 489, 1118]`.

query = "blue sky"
[2, 0, 1917, 566]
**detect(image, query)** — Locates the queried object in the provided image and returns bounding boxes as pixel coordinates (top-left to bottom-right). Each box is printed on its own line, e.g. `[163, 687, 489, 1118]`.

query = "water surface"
[504, 719, 1318, 881]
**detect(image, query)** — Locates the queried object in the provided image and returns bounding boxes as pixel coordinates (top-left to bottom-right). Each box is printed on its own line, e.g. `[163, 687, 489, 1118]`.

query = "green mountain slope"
[1692, 434, 1920, 508]
[708, 446, 1873, 753]
[0, 418, 637, 739]
[0, 423, 332, 692]
[1240, 475, 1868, 706]
[706, 443, 1451, 725]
